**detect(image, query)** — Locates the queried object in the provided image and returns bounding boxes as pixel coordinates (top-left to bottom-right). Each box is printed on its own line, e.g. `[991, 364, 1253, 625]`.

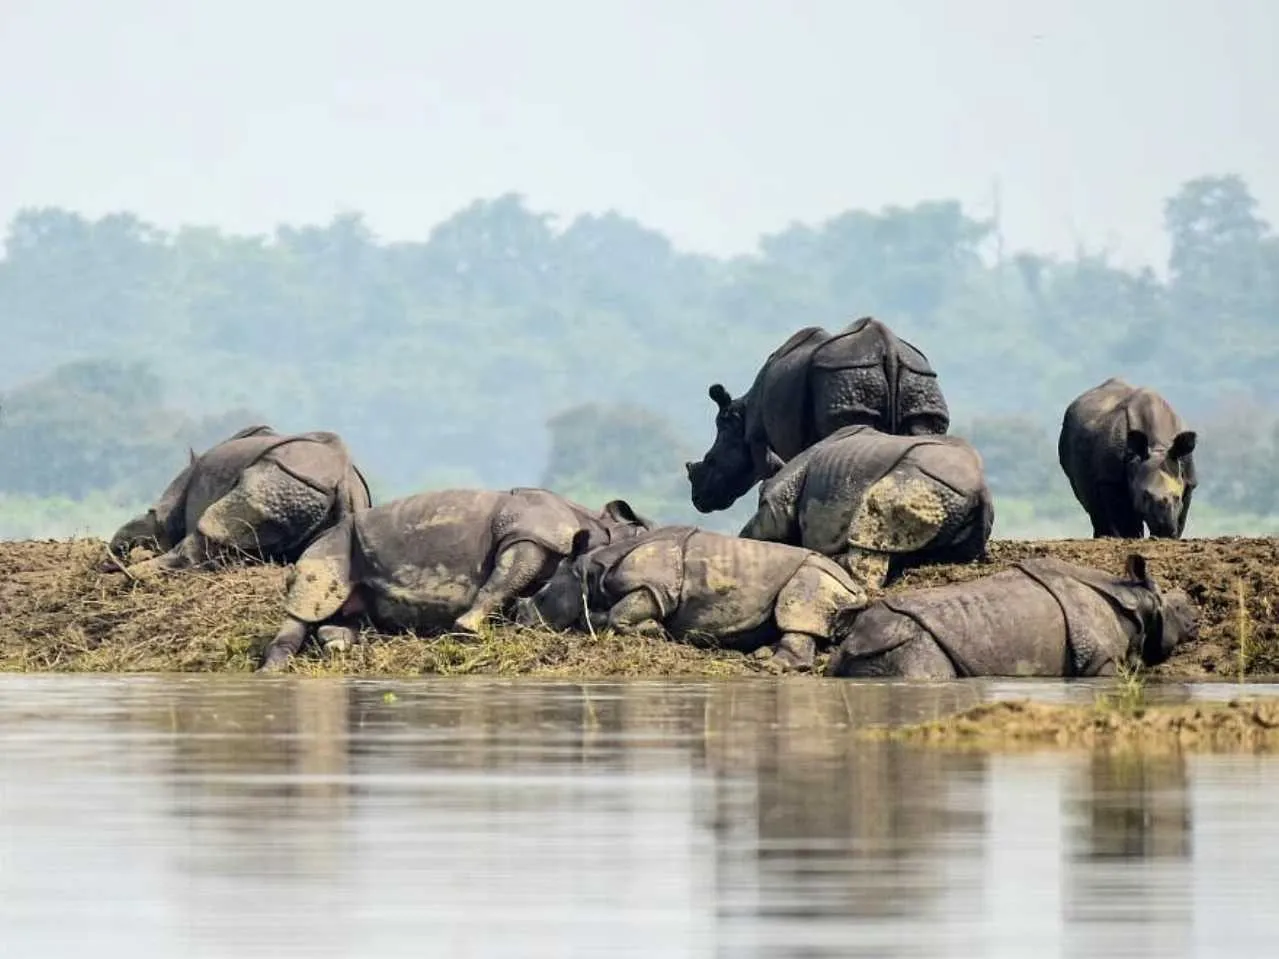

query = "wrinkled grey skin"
[511, 525, 869, 671]
[103, 425, 372, 577]
[258, 488, 655, 671]
[739, 425, 993, 587]
[825, 553, 1199, 679]
[1059, 377, 1198, 539]
[686, 316, 950, 513]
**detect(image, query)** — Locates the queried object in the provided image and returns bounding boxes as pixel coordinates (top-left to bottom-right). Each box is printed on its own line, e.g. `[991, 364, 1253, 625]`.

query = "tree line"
[1, 173, 1277, 539]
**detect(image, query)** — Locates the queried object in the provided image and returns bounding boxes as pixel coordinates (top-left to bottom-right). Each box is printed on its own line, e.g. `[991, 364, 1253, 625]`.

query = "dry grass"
[0, 539, 768, 677]
[4, 534, 1279, 678]
[867, 696, 1279, 754]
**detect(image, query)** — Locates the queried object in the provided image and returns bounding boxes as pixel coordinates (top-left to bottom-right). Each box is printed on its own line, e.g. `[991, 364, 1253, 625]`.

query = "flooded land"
[2, 674, 1279, 957]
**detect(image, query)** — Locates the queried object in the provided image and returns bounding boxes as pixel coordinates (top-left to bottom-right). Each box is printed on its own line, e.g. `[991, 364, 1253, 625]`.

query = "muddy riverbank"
[2, 536, 1276, 678]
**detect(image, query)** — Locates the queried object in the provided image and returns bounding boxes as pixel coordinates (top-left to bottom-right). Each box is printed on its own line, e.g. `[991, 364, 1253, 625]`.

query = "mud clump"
[872, 697, 1279, 753]
[0, 535, 1276, 677]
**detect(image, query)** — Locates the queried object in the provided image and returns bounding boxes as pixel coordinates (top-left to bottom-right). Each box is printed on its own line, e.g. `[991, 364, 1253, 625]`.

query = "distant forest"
[1, 173, 1277, 540]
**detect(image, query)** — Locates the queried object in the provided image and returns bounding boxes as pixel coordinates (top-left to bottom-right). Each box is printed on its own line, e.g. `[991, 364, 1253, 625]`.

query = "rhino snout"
[512, 597, 543, 629]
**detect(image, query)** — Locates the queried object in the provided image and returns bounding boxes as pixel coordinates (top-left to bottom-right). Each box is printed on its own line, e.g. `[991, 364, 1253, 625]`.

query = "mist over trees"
[1, 173, 1277, 539]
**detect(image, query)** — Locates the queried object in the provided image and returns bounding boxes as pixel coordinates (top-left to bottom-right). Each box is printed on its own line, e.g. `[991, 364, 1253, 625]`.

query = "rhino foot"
[453, 610, 491, 635]
[318, 623, 359, 655]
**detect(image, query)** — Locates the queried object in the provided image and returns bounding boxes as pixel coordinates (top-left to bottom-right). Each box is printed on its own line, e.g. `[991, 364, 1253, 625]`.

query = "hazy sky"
[1, 0, 1275, 269]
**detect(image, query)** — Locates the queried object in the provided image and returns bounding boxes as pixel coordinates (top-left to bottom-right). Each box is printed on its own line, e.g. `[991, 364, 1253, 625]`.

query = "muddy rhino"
[825, 553, 1198, 679]
[1058, 377, 1198, 539]
[257, 488, 655, 671]
[511, 525, 869, 670]
[686, 316, 950, 512]
[738, 425, 993, 586]
[104, 425, 372, 576]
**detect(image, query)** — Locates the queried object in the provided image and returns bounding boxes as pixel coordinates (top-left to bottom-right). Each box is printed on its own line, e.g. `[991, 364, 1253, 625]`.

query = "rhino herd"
[101, 316, 1201, 679]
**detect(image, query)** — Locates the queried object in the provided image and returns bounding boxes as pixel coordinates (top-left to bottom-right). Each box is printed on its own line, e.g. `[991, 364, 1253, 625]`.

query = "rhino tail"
[283, 518, 357, 623]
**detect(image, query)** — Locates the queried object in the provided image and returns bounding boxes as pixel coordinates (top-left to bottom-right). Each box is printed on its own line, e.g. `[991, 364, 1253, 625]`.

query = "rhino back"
[1060, 379, 1137, 485]
[181, 433, 296, 528]
[668, 531, 810, 637]
[745, 326, 833, 460]
[875, 568, 1072, 676]
[352, 490, 505, 619]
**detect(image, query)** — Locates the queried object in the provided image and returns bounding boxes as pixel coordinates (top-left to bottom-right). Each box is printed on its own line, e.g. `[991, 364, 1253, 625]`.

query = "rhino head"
[686, 384, 769, 513]
[106, 453, 199, 561]
[1123, 553, 1199, 666]
[1125, 428, 1196, 538]
[512, 529, 596, 631]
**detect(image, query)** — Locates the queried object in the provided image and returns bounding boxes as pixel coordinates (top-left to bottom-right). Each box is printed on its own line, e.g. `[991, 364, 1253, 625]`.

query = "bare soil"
[0, 536, 1275, 678]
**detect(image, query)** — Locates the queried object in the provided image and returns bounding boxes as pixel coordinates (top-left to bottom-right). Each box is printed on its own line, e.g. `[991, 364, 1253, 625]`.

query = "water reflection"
[0, 675, 1277, 958]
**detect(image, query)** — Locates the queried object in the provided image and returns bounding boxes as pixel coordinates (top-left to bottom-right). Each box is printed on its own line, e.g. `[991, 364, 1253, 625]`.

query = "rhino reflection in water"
[258, 488, 655, 671]
[104, 425, 372, 577]
[739, 425, 994, 587]
[826, 553, 1198, 680]
[513, 526, 869, 670]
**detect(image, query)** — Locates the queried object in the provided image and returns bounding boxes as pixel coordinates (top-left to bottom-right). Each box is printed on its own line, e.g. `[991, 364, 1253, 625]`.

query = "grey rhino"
[825, 553, 1198, 679]
[104, 425, 372, 576]
[686, 316, 950, 512]
[511, 525, 869, 670]
[1058, 378, 1198, 539]
[738, 425, 993, 587]
[258, 488, 655, 671]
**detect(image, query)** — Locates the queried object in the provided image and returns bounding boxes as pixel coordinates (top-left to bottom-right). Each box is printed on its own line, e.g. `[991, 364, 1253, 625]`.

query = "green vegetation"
[2, 174, 1277, 540]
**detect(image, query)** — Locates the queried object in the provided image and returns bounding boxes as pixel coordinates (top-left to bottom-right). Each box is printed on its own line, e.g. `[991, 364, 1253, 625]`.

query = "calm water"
[2, 674, 1279, 957]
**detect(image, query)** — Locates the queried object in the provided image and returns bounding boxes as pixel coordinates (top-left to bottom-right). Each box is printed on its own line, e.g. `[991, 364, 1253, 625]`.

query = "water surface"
[1, 674, 1278, 957]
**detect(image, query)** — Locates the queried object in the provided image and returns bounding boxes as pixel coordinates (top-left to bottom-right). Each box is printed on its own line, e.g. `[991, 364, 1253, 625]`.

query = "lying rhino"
[511, 525, 869, 670]
[825, 553, 1198, 679]
[104, 425, 371, 576]
[738, 425, 993, 586]
[257, 488, 655, 671]
[1058, 377, 1198, 539]
[686, 316, 950, 512]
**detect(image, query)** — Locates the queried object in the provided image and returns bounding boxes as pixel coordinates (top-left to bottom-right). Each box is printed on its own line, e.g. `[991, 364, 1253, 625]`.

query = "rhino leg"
[771, 560, 870, 670]
[604, 590, 666, 637]
[455, 541, 559, 634]
[258, 617, 312, 672]
[121, 532, 214, 578]
[200, 462, 336, 561]
[851, 472, 949, 555]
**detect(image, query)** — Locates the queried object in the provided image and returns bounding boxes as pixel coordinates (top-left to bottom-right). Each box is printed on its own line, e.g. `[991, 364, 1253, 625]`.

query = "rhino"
[1058, 378, 1198, 539]
[511, 525, 869, 670]
[825, 553, 1198, 679]
[104, 425, 372, 576]
[257, 488, 655, 671]
[686, 316, 950, 513]
[738, 425, 994, 587]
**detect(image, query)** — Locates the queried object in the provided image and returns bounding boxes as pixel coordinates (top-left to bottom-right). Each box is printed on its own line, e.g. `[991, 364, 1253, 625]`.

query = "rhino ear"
[1124, 553, 1153, 587]
[708, 384, 732, 412]
[188, 447, 197, 465]
[602, 499, 638, 524]
[567, 529, 594, 560]
[1126, 429, 1151, 460]
[1170, 430, 1197, 459]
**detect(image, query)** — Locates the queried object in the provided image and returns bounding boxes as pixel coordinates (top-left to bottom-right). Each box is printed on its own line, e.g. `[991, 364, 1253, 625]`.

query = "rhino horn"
[708, 384, 732, 411]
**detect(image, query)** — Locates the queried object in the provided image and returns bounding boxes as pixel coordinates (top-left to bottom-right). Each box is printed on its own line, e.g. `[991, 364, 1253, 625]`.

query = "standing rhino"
[686, 316, 950, 513]
[258, 488, 655, 671]
[738, 425, 993, 587]
[825, 553, 1198, 679]
[511, 526, 869, 670]
[104, 425, 372, 576]
[1058, 378, 1198, 539]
